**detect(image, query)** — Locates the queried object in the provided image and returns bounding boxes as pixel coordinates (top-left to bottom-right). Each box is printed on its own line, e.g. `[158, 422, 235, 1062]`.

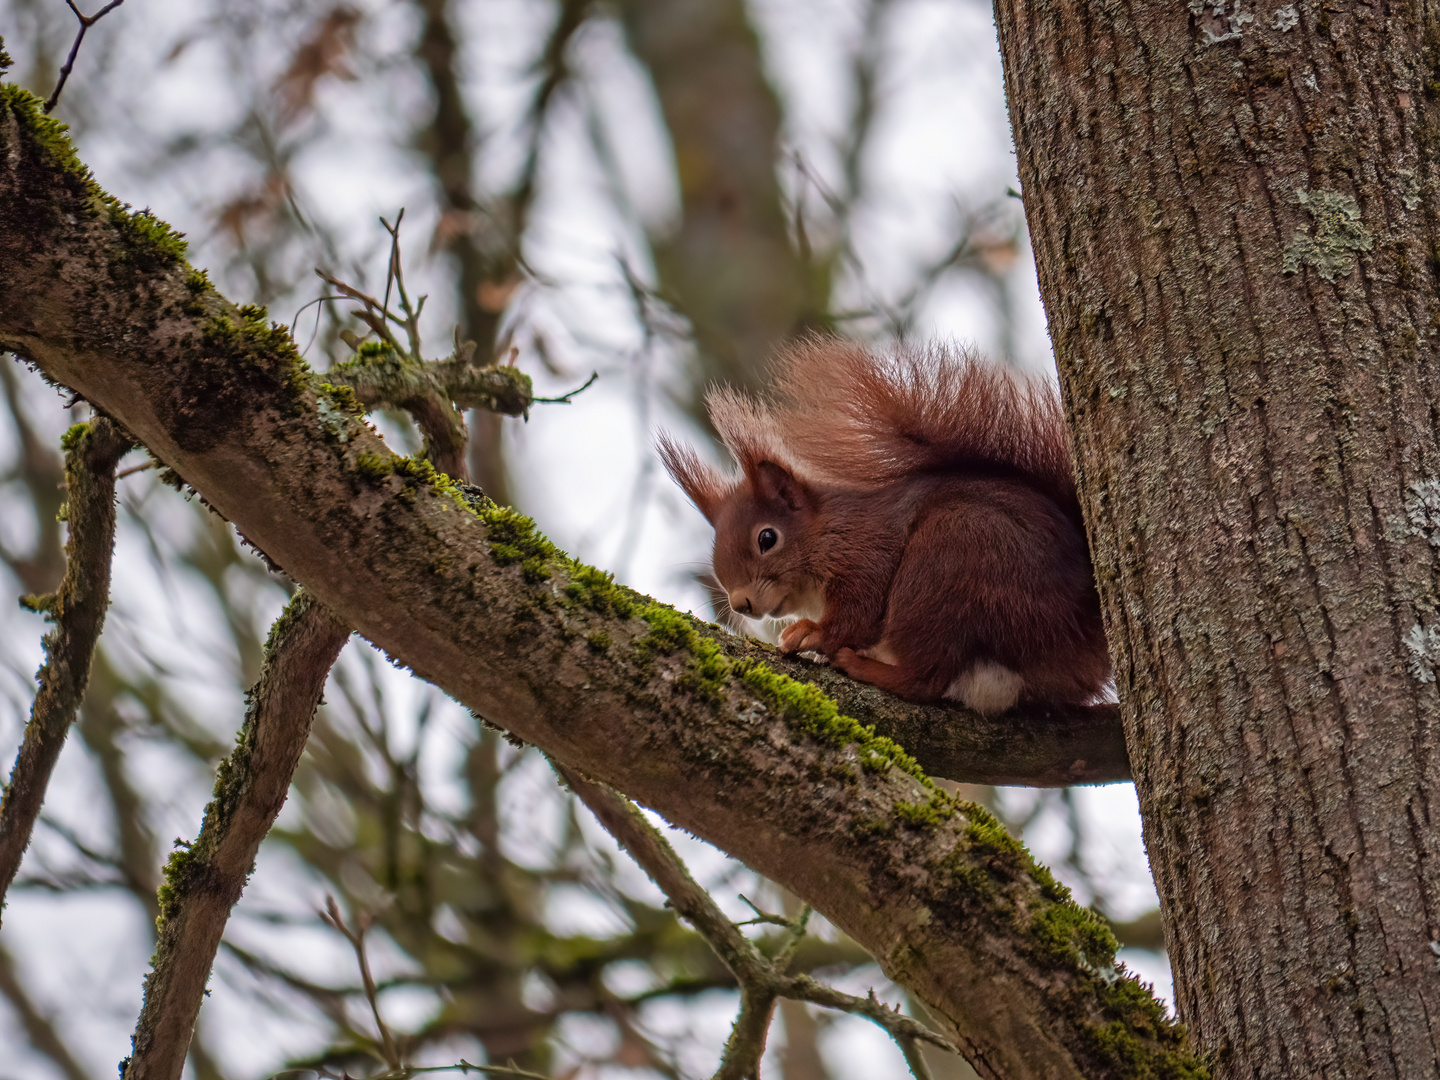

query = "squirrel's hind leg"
[832, 648, 1025, 713]
[832, 647, 944, 701]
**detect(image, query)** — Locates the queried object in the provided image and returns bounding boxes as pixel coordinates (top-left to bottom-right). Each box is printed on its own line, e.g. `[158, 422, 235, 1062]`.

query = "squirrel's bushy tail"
[766, 336, 1077, 504]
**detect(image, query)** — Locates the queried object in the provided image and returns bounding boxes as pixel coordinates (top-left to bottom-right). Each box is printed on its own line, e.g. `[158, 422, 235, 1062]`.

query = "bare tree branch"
[0, 416, 131, 916]
[319, 895, 403, 1072]
[44, 0, 126, 113]
[121, 590, 349, 1080]
[559, 765, 958, 1080]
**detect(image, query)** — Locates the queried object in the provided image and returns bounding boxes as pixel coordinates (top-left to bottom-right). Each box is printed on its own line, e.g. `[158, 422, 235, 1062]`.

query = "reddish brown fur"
[659, 336, 1110, 711]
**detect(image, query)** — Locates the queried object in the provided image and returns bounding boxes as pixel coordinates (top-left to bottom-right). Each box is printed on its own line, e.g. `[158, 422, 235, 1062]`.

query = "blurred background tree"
[0, 0, 1161, 1076]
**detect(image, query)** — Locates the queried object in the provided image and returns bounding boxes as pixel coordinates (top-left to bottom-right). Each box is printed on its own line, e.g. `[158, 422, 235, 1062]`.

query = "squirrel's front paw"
[780, 619, 824, 654]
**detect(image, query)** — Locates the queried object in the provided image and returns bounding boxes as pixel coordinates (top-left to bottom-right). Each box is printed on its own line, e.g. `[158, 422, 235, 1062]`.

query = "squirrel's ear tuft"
[658, 434, 726, 524]
[707, 387, 785, 467]
[750, 459, 810, 513]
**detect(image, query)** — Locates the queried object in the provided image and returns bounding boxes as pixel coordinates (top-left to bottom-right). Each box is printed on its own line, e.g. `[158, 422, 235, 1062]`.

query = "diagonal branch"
[121, 590, 349, 1080]
[0, 86, 1194, 1080]
[0, 416, 132, 917]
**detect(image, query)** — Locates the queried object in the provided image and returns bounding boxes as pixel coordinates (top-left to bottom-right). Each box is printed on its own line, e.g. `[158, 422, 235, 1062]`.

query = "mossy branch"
[121, 590, 349, 1080]
[318, 263, 534, 481]
[0, 83, 1195, 1080]
[0, 416, 132, 918]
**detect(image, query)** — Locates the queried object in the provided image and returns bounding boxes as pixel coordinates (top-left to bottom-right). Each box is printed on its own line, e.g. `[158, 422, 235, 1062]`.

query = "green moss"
[354, 451, 395, 480]
[19, 592, 56, 615]
[0, 36, 11, 74]
[60, 422, 90, 453]
[1032, 902, 1120, 971]
[355, 339, 396, 361]
[852, 815, 896, 840]
[1, 84, 90, 183]
[964, 804, 1028, 860]
[894, 795, 957, 827]
[1030, 861, 1072, 904]
[633, 603, 699, 657]
[635, 605, 730, 702]
[630, 639, 954, 809]
[155, 840, 198, 927]
[261, 591, 310, 656]
[481, 504, 567, 570]
[920, 796, 1206, 1075]
[329, 339, 404, 387]
[318, 381, 362, 416]
[1099, 975, 1173, 1039]
[389, 454, 477, 514]
[943, 853, 998, 897]
[160, 304, 310, 453]
[182, 269, 212, 315]
[3, 84, 189, 272]
[467, 364, 534, 418]
[107, 203, 188, 268]
[565, 564, 639, 618]
[732, 658, 928, 782]
[1082, 977, 1209, 1079]
[586, 631, 612, 651]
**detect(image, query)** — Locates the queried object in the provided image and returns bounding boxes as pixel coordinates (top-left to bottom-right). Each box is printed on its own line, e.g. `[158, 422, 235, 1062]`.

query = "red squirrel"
[658, 337, 1111, 713]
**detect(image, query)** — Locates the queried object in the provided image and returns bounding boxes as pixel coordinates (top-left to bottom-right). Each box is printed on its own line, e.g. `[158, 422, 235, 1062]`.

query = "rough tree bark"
[0, 78, 1197, 1078]
[994, 0, 1440, 1074]
[126, 591, 349, 1080]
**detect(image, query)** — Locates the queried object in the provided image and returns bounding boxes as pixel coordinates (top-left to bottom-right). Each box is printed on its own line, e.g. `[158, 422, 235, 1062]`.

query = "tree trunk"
[994, 0, 1440, 1073]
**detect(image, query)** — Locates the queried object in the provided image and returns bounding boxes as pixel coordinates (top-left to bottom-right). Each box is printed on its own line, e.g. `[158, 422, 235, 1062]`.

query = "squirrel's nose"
[731, 593, 753, 615]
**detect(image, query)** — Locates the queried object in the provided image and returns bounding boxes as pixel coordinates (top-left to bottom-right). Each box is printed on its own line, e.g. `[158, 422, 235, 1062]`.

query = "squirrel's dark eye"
[757, 528, 778, 553]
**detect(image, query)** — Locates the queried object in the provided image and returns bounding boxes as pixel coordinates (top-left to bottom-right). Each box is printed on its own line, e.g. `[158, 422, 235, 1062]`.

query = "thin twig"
[781, 979, 955, 1058]
[533, 371, 598, 404]
[380, 212, 426, 361]
[314, 269, 407, 355]
[292, 293, 346, 358]
[116, 459, 158, 479]
[382, 212, 400, 323]
[771, 904, 811, 971]
[272, 1059, 554, 1079]
[320, 896, 402, 1070]
[44, 0, 127, 113]
[736, 894, 792, 929]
